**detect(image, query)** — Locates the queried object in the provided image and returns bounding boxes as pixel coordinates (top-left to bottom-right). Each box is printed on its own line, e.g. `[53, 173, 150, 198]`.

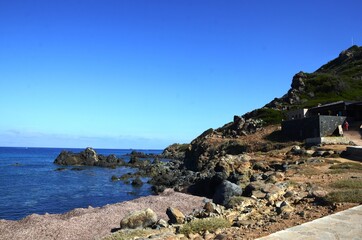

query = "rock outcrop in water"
[54, 147, 125, 168]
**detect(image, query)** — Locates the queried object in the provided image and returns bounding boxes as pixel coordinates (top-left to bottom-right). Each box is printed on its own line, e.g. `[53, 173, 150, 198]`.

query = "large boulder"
[215, 116, 264, 137]
[215, 154, 251, 176]
[162, 143, 190, 160]
[166, 207, 185, 224]
[81, 147, 99, 165]
[291, 72, 306, 91]
[184, 128, 215, 171]
[213, 180, 243, 206]
[120, 208, 158, 229]
[54, 151, 80, 165]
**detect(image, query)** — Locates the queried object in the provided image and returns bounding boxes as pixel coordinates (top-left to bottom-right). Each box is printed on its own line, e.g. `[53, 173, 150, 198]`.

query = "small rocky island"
[54, 147, 125, 168]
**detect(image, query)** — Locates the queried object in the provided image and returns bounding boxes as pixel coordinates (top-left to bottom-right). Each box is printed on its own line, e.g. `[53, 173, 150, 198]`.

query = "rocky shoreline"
[46, 125, 362, 239]
[3, 127, 361, 240]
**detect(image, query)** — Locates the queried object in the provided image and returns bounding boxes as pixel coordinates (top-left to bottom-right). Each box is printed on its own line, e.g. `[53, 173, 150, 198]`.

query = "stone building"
[282, 101, 362, 141]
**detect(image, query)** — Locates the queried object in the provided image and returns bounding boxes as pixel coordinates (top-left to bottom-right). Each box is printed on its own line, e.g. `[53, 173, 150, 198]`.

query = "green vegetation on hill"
[247, 108, 284, 125]
[296, 45, 362, 108]
[247, 45, 362, 124]
[299, 72, 362, 108]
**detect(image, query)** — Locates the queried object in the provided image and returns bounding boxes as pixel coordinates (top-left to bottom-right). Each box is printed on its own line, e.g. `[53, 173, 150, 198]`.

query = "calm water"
[0, 147, 162, 220]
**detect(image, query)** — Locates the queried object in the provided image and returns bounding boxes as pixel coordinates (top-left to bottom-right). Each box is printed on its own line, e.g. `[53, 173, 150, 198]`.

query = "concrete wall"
[305, 137, 350, 145]
[319, 116, 346, 136]
[282, 115, 346, 140]
[282, 116, 320, 140]
[285, 108, 309, 120]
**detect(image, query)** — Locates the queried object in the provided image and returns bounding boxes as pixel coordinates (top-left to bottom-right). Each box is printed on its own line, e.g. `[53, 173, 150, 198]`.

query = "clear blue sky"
[0, 0, 361, 149]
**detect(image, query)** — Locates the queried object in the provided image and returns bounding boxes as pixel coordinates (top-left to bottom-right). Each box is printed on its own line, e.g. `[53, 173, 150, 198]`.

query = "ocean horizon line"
[0, 146, 164, 151]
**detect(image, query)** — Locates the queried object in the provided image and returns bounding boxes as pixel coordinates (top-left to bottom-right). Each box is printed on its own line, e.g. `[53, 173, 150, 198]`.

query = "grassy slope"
[250, 45, 362, 123]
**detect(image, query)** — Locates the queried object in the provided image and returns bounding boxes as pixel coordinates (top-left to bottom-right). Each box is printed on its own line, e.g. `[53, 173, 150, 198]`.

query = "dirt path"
[344, 121, 362, 145]
[0, 189, 207, 240]
[344, 130, 362, 145]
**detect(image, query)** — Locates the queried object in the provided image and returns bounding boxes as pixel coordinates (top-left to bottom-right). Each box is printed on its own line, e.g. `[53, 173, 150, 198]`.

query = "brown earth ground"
[184, 125, 362, 239]
[216, 154, 361, 240]
[0, 125, 361, 240]
[205, 125, 362, 239]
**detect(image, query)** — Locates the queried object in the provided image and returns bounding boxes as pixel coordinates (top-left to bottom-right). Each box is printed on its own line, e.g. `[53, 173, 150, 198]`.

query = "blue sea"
[0, 147, 162, 220]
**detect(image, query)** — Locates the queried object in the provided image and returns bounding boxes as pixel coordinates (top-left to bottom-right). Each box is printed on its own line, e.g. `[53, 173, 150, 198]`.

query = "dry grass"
[329, 162, 362, 174]
[297, 166, 320, 176]
[180, 218, 231, 235]
[324, 190, 362, 203]
[330, 179, 362, 189]
[325, 178, 362, 203]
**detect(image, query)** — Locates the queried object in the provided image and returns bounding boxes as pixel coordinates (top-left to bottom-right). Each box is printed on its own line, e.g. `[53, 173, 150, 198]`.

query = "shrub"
[330, 179, 362, 189]
[253, 108, 283, 125]
[324, 178, 362, 203]
[324, 190, 362, 203]
[329, 162, 362, 171]
[166, 143, 190, 152]
[329, 162, 362, 174]
[226, 196, 251, 209]
[298, 166, 319, 176]
[180, 218, 231, 235]
[178, 144, 190, 152]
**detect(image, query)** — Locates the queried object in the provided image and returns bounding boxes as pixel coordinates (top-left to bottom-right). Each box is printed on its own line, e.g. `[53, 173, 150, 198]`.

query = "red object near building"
[343, 121, 349, 131]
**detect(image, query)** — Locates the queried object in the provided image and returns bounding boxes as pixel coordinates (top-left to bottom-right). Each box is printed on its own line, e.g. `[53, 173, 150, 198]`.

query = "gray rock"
[213, 180, 243, 206]
[291, 145, 303, 155]
[277, 201, 294, 214]
[275, 201, 284, 208]
[252, 190, 266, 199]
[252, 162, 270, 172]
[106, 154, 119, 164]
[204, 202, 217, 213]
[54, 151, 80, 165]
[284, 190, 295, 198]
[82, 147, 99, 165]
[261, 183, 283, 194]
[309, 189, 328, 199]
[291, 72, 306, 91]
[312, 151, 326, 157]
[305, 150, 315, 156]
[131, 177, 143, 187]
[155, 219, 168, 228]
[250, 173, 263, 182]
[120, 208, 158, 229]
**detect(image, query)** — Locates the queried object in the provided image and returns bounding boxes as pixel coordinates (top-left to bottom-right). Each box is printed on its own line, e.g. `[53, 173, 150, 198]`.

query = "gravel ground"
[0, 189, 207, 240]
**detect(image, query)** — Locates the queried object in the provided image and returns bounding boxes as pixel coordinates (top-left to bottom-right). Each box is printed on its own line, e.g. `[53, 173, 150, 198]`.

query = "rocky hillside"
[106, 46, 362, 239]
[180, 45, 362, 172]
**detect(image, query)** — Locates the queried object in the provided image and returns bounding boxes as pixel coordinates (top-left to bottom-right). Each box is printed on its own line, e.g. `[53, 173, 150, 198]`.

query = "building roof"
[309, 101, 362, 111]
